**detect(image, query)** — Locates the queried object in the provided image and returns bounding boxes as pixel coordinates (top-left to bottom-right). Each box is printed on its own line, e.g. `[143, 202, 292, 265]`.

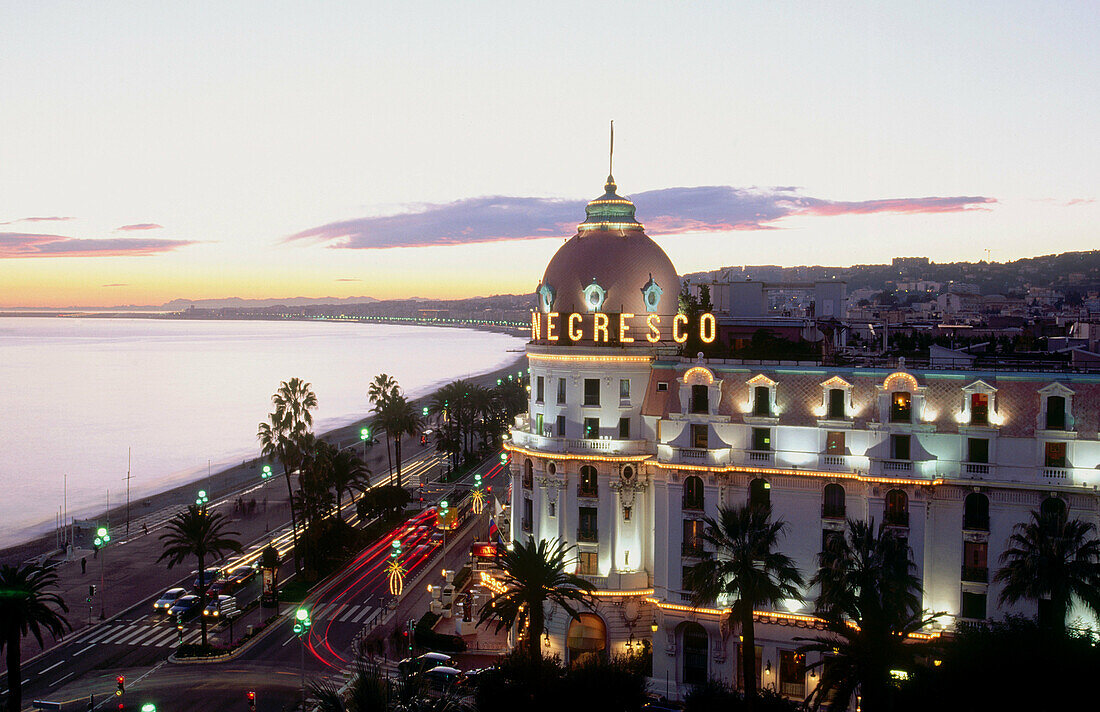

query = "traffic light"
[247, 691, 256, 711]
[116, 675, 125, 695]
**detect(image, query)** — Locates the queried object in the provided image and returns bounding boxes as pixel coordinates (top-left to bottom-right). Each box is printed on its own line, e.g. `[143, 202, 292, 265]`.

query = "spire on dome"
[578, 121, 643, 232]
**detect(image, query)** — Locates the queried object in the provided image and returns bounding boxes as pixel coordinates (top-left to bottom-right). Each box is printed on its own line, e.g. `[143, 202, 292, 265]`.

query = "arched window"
[682, 622, 708, 685]
[1040, 496, 1067, 523]
[566, 613, 607, 664]
[884, 489, 908, 527]
[523, 459, 533, 490]
[963, 493, 989, 531]
[579, 465, 598, 498]
[683, 476, 704, 511]
[890, 391, 912, 422]
[822, 483, 845, 519]
[749, 478, 771, 510]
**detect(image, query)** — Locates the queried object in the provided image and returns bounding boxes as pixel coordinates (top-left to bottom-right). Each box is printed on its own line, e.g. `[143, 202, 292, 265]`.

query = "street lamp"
[294, 606, 311, 706]
[196, 489, 209, 507]
[360, 427, 371, 459]
[95, 526, 110, 619]
[387, 539, 406, 595]
[261, 464, 272, 480]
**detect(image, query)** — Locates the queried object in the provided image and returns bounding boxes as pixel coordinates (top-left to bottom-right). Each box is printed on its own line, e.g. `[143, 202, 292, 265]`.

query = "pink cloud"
[0, 216, 76, 225]
[0, 233, 196, 258]
[115, 223, 164, 231]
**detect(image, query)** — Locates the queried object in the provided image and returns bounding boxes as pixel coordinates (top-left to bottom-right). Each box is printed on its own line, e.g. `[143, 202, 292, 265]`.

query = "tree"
[373, 393, 422, 486]
[157, 504, 242, 647]
[477, 537, 594, 662]
[994, 509, 1100, 636]
[797, 519, 940, 712]
[258, 377, 318, 571]
[356, 485, 411, 522]
[368, 373, 399, 479]
[0, 564, 70, 712]
[683, 505, 804, 710]
[328, 446, 370, 523]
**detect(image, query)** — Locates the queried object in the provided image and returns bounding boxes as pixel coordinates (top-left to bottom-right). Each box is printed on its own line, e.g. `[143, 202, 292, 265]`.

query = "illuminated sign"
[532, 311, 716, 344]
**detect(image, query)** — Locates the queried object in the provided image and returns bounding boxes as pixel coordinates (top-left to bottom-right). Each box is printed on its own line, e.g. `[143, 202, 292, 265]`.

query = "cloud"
[287, 186, 996, 250]
[102, 283, 129, 287]
[115, 223, 164, 231]
[0, 233, 196, 258]
[0, 216, 76, 225]
[335, 277, 362, 282]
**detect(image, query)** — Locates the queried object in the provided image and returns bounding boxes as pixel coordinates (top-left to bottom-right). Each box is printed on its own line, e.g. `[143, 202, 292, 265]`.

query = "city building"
[503, 171, 1100, 703]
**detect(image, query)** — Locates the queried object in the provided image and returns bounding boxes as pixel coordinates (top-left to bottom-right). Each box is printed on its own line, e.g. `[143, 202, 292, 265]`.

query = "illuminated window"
[963, 493, 989, 531]
[779, 650, 806, 699]
[828, 388, 846, 419]
[622, 505, 631, 522]
[692, 424, 708, 449]
[682, 476, 704, 511]
[691, 385, 709, 414]
[884, 489, 908, 527]
[577, 551, 598, 575]
[535, 413, 544, 435]
[967, 437, 989, 464]
[970, 393, 989, 426]
[749, 478, 771, 510]
[753, 386, 772, 417]
[617, 417, 630, 439]
[584, 379, 600, 406]
[578, 506, 598, 540]
[962, 541, 988, 582]
[579, 466, 598, 498]
[584, 417, 600, 440]
[822, 483, 845, 519]
[682, 519, 705, 557]
[752, 428, 771, 452]
[536, 376, 544, 403]
[826, 431, 845, 454]
[1045, 441, 1066, 468]
[891, 392, 912, 422]
[557, 378, 567, 404]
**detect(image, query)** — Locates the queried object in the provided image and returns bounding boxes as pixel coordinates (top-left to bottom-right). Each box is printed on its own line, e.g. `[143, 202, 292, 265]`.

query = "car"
[153, 587, 187, 614]
[205, 579, 227, 596]
[456, 667, 494, 688]
[420, 666, 462, 690]
[398, 652, 452, 676]
[429, 531, 444, 546]
[225, 565, 256, 589]
[168, 595, 201, 619]
[192, 568, 221, 590]
[202, 595, 234, 618]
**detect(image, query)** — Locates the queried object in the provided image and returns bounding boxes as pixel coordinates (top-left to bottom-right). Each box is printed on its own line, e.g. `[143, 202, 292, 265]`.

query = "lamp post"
[94, 526, 110, 619]
[360, 427, 371, 460]
[294, 606, 311, 706]
[195, 489, 209, 507]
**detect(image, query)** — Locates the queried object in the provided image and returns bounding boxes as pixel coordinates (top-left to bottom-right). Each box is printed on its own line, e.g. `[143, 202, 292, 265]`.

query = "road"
[8, 451, 509, 712]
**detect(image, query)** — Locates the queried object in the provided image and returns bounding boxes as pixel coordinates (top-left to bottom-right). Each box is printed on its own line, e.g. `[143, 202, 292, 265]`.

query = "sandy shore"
[0, 354, 525, 566]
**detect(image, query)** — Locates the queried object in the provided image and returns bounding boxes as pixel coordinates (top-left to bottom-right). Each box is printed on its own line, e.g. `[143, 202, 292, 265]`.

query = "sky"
[1, 1, 1097, 308]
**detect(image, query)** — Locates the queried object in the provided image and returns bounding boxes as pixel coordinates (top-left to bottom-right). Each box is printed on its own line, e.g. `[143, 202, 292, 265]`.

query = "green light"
[262, 464, 272, 479]
[360, 427, 370, 440]
[440, 500, 448, 509]
[296, 607, 309, 621]
[474, 474, 482, 482]
[141, 704, 157, 712]
[293, 622, 303, 634]
[94, 537, 102, 547]
[496, 379, 502, 385]
[97, 527, 108, 537]
[198, 490, 207, 499]
[103, 534, 110, 543]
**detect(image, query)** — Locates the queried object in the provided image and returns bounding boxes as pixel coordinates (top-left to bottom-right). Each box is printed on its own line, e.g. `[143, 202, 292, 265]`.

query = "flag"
[488, 517, 503, 545]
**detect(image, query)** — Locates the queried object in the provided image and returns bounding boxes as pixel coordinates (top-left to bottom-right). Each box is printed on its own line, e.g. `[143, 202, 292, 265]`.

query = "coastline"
[0, 353, 526, 566]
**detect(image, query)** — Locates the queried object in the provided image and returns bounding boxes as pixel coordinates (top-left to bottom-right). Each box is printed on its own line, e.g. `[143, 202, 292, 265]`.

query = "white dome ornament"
[537, 283, 556, 313]
[584, 279, 607, 312]
[640, 274, 663, 313]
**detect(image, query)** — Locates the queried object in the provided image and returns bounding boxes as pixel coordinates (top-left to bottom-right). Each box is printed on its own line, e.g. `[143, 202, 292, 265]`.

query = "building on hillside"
[502, 169, 1100, 706]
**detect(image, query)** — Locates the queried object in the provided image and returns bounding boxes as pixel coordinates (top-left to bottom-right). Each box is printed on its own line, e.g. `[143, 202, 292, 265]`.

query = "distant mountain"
[163, 296, 379, 310]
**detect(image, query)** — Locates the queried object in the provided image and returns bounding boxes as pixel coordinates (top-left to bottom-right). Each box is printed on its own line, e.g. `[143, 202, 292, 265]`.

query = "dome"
[538, 176, 680, 317]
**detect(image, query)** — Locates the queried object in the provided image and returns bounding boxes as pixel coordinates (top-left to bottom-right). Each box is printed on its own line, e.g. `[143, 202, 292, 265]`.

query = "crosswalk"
[79, 621, 205, 649]
[308, 603, 380, 626]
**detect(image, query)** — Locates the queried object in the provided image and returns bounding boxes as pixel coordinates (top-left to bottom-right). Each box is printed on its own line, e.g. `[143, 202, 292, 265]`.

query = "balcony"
[681, 542, 704, 558]
[961, 565, 989, 583]
[577, 527, 598, 543]
[780, 682, 806, 699]
[821, 506, 846, 520]
[883, 459, 912, 473]
[747, 450, 773, 464]
[682, 498, 705, 512]
[1043, 467, 1069, 480]
[964, 463, 990, 476]
[508, 430, 650, 456]
[884, 511, 909, 528]
[820, 454, 847, 469]
[577, 485, 599, 499]
[962, 516, 990, 532]
[659, 445, 731, 468]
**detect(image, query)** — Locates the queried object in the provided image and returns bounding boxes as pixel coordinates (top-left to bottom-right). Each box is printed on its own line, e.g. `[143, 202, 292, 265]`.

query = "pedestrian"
[142, 522, 148, 536]
[81, 556, 87, 575]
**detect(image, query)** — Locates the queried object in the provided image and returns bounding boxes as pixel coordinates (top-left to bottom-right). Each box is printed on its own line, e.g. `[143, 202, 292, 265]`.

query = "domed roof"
[538, 175, 680, 317]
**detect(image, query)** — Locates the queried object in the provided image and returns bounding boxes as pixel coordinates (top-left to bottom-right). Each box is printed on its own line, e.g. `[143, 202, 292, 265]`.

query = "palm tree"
[258, 378, 318, 572]
[368, 373, 399, 479]
[797, 519, 941, 712]
[0, 564, 70, 712]
[328, 446, 370, 522]
[995, 509, 1100, 636]
[683, 504, 804, 710]
[373, 394, 421, 487]
[477, 537, 594, 662]
[157, 505, 242, 647]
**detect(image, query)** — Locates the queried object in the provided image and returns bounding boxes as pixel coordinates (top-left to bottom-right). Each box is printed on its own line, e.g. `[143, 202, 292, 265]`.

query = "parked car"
[398, 652, 452, 676]
[168, 595, 201, 619]
[225, 565, 256, 589]
[153, 587, 187, 614]
[202, 595, 234, 618]
[421, 666, 463, 690]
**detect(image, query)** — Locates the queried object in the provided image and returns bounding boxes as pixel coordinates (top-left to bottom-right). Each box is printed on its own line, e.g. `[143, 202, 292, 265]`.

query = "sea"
[0, 317, 526, 548]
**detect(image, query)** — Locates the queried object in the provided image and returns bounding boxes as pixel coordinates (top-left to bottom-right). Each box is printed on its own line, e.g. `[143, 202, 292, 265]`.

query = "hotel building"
[503, 172, 1100, 701]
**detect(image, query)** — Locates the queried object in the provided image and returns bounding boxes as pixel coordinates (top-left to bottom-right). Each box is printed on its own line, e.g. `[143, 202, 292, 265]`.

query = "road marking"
[145, 628, 179, 647]
[72, 643, 95, 657]
[337, 605, 361, 622]
[39, 660, 65, 675]
[93, 627, 133, 645]
[112, 626, 152, 646]
[281, 634, 295, 647]
[352, 606, 374, 623]
[81, 626, 121, 644]
[48, 672, 74, 687]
